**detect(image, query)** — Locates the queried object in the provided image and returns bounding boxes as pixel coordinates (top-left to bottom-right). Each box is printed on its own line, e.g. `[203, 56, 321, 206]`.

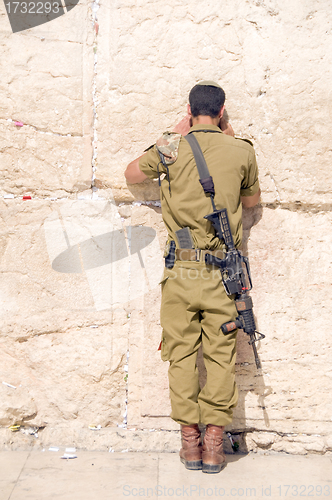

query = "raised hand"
[172, 114, 192, 135]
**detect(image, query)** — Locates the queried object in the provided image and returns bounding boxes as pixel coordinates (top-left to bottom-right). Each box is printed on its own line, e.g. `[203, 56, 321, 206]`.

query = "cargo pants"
[160, 259, 238, 426]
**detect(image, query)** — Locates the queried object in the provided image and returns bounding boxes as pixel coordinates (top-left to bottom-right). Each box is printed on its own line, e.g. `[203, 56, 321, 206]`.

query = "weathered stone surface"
[0, 0, 93, 196]
[0, 384, 37, 427]
[126, 205, 177, 430]
[1, 425, 331, 455]
[96, 1, 332, 206]
[1, 200, 331, 451]
[0, 122, 92, 197]
[228, 206, 332, 438]
[0, 426, 181, 452]
[0, 0, 332, 454]
[0, 199, 173, 435]
[0, 200, 134, 429]
[0, 326, 126, 428]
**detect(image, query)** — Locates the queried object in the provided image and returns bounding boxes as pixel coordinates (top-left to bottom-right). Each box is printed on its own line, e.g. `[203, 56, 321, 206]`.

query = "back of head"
[189, 81, 225, 118]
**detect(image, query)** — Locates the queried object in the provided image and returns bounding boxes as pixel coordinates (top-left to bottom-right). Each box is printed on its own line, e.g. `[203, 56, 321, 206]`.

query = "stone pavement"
[0, 450, 331, 500]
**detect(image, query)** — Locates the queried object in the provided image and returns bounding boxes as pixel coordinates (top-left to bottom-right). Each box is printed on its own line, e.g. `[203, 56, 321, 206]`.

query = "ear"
[187, 104, 192, 116]
[219, 105, 225, 118]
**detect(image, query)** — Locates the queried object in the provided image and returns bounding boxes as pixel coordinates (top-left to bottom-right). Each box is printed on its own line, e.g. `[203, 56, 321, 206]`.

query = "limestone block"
[228, 205, 332, 438]
[0, 426, 181, 452]
[244, 431, 331, 455]
[0, 0, 93, 196]
[302, 438, 326, 454]
[0, 199, 148, 429]
[270, 435, 326, 455]
[95, 1, 332, 206]
[0, 199, 165, 330]
[0, 198, 179, 432]
[126, 204, 177, 430]
[0, 122, 92, 197]
[250, 431, 277, 449]
[0, 384, 37, 426]
[0, 325, 126, 428]
[1, 200, 94, 337]
[325, 434, 332, 451]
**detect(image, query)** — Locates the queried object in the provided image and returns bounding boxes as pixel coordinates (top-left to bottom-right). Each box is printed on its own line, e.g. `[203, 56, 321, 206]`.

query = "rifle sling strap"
[184, 132, 216, 206]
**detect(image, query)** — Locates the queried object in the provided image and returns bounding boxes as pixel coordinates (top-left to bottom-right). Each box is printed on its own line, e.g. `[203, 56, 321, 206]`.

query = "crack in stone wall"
[90, 0, 100, 199]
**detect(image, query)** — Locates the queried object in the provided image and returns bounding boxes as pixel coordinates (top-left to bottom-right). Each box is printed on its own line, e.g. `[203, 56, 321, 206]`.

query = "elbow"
[241, 189, 261, 208]
[124, 156, 148, 184]
[124, 165, 131, 182]
[125, 155, 148, 184]
[125, 161, 138, 184]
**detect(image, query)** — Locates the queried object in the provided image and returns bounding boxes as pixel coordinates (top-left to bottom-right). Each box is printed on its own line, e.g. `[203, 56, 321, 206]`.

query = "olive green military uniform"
[139, 124, 260, 426]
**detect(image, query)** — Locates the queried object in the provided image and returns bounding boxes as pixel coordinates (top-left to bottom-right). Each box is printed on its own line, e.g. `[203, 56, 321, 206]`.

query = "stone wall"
[0, 0, 331, 454]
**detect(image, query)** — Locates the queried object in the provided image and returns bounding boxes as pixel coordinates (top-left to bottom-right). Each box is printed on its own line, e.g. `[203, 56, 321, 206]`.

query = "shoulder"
[156, 132, 182, 164]
[235, 137, 253, 147]
[222, 135, 255, 154]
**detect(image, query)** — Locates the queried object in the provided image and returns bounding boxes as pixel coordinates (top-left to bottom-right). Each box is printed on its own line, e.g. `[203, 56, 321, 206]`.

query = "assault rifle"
[204, 208, 265, 369]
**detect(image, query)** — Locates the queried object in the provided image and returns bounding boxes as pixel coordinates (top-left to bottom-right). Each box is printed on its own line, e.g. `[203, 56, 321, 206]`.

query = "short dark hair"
[189, 84, 225, 118]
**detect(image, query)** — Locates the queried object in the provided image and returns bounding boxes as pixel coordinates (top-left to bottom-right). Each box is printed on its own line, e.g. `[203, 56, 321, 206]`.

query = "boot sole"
[180, 458, 203, 470]
[202, 462, 226, 474]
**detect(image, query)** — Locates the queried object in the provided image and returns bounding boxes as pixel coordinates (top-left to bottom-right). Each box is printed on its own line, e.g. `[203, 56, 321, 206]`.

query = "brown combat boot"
[179, 424, 202, 470]
[202, 424, 226, 473]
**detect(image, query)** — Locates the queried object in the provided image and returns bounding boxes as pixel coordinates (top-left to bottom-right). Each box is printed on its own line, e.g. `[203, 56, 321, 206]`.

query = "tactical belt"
[176, 248, 224, 262]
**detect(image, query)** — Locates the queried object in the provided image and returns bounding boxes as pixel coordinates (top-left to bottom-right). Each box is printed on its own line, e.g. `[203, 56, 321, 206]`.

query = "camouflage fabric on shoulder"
[156, 132, 182, 165]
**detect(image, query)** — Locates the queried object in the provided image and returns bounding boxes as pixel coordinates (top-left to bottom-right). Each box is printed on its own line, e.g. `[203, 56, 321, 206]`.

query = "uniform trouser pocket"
[160, 335, 169, 361]
[159, 273, 170, 361]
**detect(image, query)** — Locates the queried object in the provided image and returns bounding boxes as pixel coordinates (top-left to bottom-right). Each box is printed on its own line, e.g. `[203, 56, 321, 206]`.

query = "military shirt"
[139, 124, 260, 249]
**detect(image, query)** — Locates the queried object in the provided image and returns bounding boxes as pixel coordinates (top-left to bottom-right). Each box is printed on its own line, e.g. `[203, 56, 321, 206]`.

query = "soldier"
[125, 81, 260, 473]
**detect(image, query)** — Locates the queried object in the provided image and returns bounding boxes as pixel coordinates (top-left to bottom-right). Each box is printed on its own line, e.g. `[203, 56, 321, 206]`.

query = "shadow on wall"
[52, 226, 156, 273]
[44, 203, 163, 309]
[125, 178, 161, 202]
[197, 204, 272, 454]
